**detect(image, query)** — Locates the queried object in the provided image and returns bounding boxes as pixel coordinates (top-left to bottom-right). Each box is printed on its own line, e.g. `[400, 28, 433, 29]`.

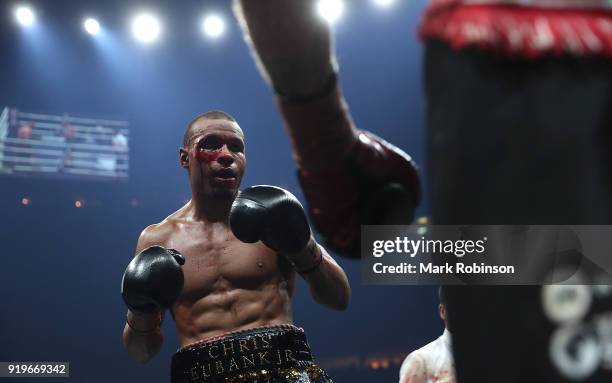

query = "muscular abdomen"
[170, 238, 295, 348]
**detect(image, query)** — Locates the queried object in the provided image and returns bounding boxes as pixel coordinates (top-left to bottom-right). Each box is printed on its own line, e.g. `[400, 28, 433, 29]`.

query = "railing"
[0, 107, 8, 166]
[0, 108, 130, 180]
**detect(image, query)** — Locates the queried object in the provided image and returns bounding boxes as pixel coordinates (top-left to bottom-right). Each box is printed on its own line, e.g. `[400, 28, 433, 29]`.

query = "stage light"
[84, 18, 100, 35]
[202, 14, 225, 39]
[373, 0, 396, 7]
[132, 13, 161, 43]
[15, 6, 35, 27]
[317, 0, 344, 24]
[21, 197, 30, 206]
[380, 359, 390, 369]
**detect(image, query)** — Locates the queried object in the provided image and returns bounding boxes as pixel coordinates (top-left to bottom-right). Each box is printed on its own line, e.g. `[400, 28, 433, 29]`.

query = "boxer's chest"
[166, 223, 281, 299]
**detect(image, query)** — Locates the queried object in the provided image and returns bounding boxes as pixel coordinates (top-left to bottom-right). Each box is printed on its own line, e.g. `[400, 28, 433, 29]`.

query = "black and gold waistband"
[170, 324, 331, 383]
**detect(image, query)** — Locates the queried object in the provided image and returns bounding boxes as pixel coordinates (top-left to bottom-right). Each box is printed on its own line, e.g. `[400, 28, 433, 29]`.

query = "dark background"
[0, 0, 441, 381]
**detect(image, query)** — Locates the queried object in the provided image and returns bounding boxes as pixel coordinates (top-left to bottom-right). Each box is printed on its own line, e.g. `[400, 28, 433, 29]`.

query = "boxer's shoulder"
[139, 204, 194, 242]
[135, 221, 174, 254]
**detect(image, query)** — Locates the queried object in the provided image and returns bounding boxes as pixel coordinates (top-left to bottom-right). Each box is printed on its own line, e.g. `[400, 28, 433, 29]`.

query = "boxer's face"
[180, 118, 246, 199]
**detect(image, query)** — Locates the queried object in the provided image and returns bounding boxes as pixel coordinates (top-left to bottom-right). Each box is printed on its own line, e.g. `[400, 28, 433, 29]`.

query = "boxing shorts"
[170, 324, 332, 383]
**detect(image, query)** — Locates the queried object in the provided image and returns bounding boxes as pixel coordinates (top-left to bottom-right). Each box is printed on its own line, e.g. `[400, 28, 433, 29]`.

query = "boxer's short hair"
[438, 286, 447, 305]
[183, 110, 237, 147]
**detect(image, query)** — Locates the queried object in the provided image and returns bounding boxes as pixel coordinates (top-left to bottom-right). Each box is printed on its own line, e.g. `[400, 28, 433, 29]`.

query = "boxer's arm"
[233, 0, 334, 98]
[288, 237, 351, 311]
[235, 1, 421, 258]
[122, 310, 164, 363]
[233, 0, 357, 171]
[122, 226, 165, 363]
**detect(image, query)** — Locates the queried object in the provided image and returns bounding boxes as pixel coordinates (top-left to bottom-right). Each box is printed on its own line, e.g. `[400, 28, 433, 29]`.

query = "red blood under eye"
[195, 150, 220, 162]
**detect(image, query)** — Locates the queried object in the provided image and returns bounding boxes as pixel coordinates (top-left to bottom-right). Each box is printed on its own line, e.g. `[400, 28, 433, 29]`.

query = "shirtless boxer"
[237, 1, 612, 381]
[421, 2, 612, 382]
[120, 111, 350, 383]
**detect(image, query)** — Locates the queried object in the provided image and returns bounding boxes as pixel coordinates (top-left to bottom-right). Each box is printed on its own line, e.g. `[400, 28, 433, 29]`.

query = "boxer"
[121, 111, 350, 383]
[235, 1, 612, 382]
[234, 0, 421, 257]
[421, 1, 612, 382]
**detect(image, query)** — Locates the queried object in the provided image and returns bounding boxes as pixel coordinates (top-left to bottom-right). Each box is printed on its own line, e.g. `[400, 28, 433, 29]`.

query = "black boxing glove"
[121, 246, 185, 315]
[230, 185, 311, 255]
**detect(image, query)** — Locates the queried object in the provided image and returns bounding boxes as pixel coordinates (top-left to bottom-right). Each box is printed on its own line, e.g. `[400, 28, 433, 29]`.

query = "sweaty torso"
[149, 206, 295, 348]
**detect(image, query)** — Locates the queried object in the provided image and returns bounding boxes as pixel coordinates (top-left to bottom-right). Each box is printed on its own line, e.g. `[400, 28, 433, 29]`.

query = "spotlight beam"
[202, 14, 225, 39]
[84, 18, 100, 35]
[15, 6, 35, 27]
[132, 13, 161, 44]
[317, 0, 344, 24]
